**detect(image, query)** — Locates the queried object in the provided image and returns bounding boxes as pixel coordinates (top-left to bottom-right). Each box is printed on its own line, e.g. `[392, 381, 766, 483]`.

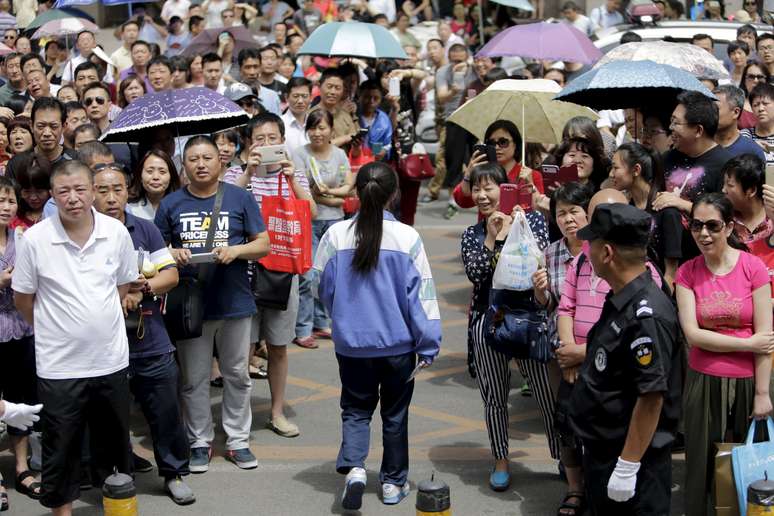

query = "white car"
[594, 20, 771, 61]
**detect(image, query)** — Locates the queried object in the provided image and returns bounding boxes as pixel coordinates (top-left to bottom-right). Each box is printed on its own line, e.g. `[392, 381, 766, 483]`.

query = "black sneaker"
[79, 469, 92, 491]
[133, 452, 153, 473]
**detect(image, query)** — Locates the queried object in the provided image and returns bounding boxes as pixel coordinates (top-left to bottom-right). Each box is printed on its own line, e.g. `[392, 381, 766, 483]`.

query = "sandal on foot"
[557, 491, 586, 516]
[15, 470, 42, 500]
[0, 479, 9, 511]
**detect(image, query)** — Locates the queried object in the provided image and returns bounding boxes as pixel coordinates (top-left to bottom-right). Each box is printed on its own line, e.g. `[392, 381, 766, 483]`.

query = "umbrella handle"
[521, 103, 526, 167]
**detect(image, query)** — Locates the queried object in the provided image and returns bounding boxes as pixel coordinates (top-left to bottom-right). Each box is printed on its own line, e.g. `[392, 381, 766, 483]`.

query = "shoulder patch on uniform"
[610, 321, 621, 335]
[636, 306, 653, 318]
[595, 348, 607, 372]
[631, 336, 653, 366]
[640, 299, 648, 306]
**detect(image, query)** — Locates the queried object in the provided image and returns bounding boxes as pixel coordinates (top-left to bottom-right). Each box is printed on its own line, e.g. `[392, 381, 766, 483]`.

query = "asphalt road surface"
[0, 197, 686, 515]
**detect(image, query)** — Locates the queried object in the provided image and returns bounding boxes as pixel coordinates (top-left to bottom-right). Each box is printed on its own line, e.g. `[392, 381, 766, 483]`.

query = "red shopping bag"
[259, 173, 313, 274]
[348, 145, 375, 174]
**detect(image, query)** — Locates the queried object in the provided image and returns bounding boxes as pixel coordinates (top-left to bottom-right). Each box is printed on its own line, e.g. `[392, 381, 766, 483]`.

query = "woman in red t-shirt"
[454, 120, 544, 218]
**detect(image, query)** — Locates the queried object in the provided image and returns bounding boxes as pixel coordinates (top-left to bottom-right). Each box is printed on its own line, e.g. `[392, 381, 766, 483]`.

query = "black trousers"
[442, 122, 474, 189]
[582, 441, 672, 516]
[335, 352, 415, 487]
[128, 352, 190, 479]
[38, 368, 131, 509]
[0, 335, 37, 436]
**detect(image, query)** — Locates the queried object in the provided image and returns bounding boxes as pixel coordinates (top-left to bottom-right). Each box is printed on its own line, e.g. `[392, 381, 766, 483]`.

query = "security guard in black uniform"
[569, 203, 684, 516]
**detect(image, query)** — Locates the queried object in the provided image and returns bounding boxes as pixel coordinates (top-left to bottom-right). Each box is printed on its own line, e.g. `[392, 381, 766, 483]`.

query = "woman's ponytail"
[351, 162, 398, 273]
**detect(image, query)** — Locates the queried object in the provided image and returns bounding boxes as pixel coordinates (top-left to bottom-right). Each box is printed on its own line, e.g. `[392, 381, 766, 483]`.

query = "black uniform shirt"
[569, 271, 684, 448]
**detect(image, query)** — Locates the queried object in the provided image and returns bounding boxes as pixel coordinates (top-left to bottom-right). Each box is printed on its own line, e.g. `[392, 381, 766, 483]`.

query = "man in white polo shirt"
[13, 160, 140, 516]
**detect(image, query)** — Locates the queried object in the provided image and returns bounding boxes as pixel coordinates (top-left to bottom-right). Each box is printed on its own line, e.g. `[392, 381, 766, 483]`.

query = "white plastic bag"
[492, 211, 544, 291]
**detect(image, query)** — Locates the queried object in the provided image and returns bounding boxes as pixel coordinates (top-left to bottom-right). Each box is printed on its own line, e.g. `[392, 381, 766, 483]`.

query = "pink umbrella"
[32, 17, 100, 83]
[476, 21, 602, 65]
[31, 17, 99, 39]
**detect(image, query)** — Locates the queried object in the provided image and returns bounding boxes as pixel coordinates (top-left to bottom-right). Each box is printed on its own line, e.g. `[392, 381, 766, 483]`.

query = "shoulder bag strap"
[198, 182, 225, 282]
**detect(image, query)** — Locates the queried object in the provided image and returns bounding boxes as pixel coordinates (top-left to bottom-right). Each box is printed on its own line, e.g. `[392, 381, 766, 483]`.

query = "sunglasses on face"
[748, 73, 767, 81]
[688, 218, 725, 233]
[485, 137, 512, 148]
[83, 96, 106, 107]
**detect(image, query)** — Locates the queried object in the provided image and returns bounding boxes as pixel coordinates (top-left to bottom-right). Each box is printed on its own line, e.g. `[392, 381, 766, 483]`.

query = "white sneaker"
[342, 467, 366, 510]
[382, 482, 410, 505]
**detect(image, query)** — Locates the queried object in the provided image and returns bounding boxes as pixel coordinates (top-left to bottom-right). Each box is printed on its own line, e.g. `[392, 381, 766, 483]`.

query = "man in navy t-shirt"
[155, 135, 269, 473]
[92, 163, 195, 506]
[714, 85, 767, 162]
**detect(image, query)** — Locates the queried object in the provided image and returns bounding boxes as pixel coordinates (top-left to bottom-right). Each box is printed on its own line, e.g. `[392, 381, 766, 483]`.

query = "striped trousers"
[470, 314, 561, 461]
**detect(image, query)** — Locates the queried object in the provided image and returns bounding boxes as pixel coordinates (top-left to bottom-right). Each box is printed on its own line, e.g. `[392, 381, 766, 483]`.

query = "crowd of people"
[0, 0, 771, 515]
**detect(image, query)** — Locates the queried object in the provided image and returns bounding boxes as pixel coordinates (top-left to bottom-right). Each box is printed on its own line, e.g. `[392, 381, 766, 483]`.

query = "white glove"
[607, 457, 640, 502]
[1, 401, 42, 431]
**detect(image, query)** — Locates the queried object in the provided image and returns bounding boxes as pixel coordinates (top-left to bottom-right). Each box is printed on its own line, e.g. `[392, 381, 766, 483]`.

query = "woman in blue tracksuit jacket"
[312, 162, 442, 511]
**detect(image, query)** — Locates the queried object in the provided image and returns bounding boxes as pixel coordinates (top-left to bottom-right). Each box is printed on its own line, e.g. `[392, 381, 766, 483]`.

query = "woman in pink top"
[676, 192, 774, 516]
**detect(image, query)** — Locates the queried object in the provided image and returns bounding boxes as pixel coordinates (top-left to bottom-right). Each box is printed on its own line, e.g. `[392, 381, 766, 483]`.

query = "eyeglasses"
[485, 137, 512, 148]
[83, 96, 106, 107]
[759, 46, 774, 53]
[92, 162, 127, 174]
[669, 118, 693, 128]
[2, 35, 13, 40]
[747, 73, 767, 81]
[643, 128, 667, 137]
[688, 218, 725, 233]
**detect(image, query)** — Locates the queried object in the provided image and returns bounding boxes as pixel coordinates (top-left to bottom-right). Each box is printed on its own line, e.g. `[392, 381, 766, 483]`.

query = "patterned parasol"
[100, 87, 248, 144]
[593, 41, 730, 81]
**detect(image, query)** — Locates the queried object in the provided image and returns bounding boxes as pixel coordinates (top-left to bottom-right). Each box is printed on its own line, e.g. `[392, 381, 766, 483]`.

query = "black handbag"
[163, 277, 206, 340]
[163, 184, 224, 340]
[483, 304, 552, 363]
[250, 261, 293, 311]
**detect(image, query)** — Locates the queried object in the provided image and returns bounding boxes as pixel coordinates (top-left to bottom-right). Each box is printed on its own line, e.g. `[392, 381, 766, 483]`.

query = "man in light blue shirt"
[236, 48, 281, 116]
[590, 0, 624, 31]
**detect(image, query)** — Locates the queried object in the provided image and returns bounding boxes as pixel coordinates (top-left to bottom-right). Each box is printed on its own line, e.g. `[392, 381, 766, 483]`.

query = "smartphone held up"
[499, 183, 533, 214]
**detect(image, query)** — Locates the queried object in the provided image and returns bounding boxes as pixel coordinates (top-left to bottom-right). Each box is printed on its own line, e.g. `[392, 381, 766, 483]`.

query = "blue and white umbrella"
[554, 60, 716, 110]
[298, 22, 407, 60]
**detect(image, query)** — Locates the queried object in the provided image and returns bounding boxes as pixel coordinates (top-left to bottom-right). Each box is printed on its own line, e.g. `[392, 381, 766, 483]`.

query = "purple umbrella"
[100, 87, 248, 143]
[476, 21, 602, 65]
[181, 26, 260, 58]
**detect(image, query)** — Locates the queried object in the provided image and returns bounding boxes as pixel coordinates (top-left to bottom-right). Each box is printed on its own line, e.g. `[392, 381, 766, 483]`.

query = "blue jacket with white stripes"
[312, 212, 442, 363]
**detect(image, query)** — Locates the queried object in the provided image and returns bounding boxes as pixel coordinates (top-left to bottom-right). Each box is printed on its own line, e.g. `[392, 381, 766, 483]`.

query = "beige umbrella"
[448, 78, 598, 163]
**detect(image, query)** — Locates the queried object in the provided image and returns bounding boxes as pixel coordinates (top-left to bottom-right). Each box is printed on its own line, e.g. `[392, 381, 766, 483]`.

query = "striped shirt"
[222, 165, 311, 209]
[557, 252, 662, 345]
[0, 12, 16, 34]
[543, 238, 575, 343]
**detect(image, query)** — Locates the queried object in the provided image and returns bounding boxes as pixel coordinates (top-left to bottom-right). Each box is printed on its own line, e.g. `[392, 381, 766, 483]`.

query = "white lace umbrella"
[593, 41, 730, 81]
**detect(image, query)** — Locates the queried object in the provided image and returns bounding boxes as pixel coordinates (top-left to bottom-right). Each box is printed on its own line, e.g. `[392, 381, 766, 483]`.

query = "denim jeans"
[296, 218, 340, 338]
